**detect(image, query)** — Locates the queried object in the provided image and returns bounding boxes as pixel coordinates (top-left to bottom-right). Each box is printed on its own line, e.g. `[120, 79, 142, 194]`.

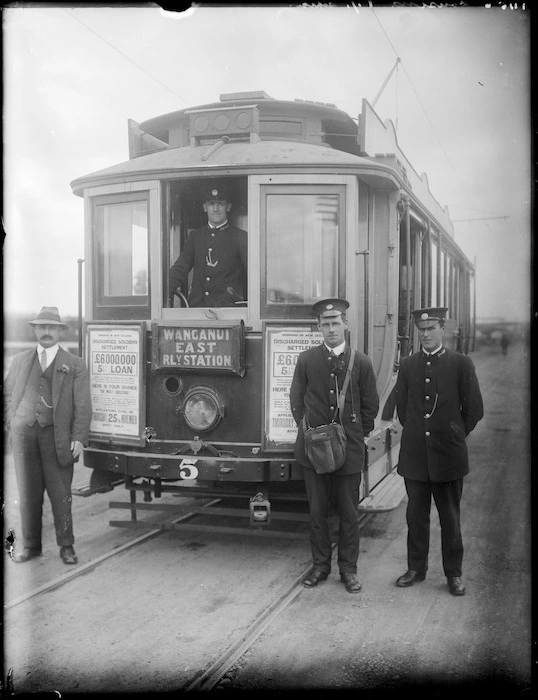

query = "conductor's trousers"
[303, 469, 361, 575]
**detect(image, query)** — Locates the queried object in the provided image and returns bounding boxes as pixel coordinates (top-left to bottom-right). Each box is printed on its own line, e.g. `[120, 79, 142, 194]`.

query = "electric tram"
[70, 90, 475, 529]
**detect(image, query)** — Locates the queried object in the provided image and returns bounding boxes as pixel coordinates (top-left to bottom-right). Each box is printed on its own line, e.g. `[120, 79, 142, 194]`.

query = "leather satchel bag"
[302, 350, 355, 475]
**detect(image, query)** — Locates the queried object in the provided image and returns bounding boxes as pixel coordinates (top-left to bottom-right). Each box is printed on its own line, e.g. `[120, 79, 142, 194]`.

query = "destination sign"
[152, 321, 245, 376]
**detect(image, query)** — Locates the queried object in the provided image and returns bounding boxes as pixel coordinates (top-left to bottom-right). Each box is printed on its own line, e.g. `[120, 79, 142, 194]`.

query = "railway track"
[6, 497, 375, 693]
[4, 497, 220, 610]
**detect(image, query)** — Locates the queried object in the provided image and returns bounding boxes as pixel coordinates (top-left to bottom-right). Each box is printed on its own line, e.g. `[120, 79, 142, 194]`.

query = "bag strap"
[336, 349, 355, 422]
[302, 348, 356, 431]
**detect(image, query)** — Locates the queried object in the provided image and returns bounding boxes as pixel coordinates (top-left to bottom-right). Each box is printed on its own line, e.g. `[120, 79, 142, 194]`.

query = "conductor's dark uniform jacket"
[169, 222, 247, 307]
[290, 344, 379, 475]
[395, 347, 484, 482]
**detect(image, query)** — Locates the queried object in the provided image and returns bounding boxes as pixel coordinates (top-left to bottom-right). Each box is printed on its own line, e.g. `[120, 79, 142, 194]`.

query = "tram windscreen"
[265, 192, 340, 306]
[98, 199, 149, 298]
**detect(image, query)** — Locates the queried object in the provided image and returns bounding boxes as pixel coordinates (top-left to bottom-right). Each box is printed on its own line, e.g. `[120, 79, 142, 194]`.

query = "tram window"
[420, 232, 430, 308]
[431, 241, 439, 307]
[166, 178, 248, 309]
[262, 186, 344, 318]
[440, 250, 447, 306]
[93, 194, 149, 318]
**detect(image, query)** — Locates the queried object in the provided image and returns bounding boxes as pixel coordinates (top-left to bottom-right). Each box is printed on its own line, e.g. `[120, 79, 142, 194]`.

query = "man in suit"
[394, 307, 484, 595]
[290, 298, 379, 593]
[169, 183, 247, 307]
[5, 306, 92, 565]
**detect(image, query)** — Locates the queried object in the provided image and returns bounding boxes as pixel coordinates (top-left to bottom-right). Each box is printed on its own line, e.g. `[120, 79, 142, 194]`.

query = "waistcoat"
[15, 353, 55, 427]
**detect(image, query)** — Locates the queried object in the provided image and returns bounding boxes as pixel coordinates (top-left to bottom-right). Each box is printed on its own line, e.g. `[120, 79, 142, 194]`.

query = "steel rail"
[184, 511, 376, 692]
[4, 497, 221, 610]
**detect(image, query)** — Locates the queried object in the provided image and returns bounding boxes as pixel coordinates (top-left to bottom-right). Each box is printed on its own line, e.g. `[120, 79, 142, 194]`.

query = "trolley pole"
[356, 249, 370, 355]
[77, 258, 84, 358]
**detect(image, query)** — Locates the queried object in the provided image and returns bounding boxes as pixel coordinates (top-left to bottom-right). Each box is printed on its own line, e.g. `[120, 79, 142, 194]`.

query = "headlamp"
[180, 386, 225, 432]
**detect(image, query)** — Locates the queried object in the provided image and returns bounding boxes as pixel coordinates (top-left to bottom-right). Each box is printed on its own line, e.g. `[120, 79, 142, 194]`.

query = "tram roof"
[70, 139, 398, 194]
[70, 93, 457, 241]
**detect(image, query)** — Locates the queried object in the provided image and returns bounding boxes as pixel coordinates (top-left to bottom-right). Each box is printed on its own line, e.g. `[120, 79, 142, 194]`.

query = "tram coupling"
[249, 492, 271, 526]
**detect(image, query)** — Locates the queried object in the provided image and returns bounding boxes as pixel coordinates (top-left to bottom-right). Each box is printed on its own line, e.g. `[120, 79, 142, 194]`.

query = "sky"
[3, 3, 531, 323]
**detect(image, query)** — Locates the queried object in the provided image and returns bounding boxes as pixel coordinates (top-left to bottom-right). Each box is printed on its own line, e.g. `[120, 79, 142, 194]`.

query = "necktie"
[40, 349, 47, 372]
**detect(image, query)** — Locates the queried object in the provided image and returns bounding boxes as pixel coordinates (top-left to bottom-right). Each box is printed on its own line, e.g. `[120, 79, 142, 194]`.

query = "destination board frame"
[151, 320, 245, 376]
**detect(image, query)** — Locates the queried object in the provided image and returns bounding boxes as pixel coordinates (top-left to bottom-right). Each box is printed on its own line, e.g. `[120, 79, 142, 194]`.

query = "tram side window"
[440, 250, 447, 307]
[431, 241, 439, 307]
[262, 186, 344, 318]
[93, 195, 150, 319]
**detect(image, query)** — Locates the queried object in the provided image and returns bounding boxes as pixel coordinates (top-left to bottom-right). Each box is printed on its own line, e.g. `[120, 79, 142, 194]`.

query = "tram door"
[398, 202, 415, 357]
[397, 204, 430, 357]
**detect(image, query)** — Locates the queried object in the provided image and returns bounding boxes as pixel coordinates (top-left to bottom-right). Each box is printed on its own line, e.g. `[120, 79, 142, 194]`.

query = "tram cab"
[71, 91, 475, 515]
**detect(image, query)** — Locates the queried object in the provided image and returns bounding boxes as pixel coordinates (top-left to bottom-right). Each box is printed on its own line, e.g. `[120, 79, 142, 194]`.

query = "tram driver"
[169, 184, 247, 308]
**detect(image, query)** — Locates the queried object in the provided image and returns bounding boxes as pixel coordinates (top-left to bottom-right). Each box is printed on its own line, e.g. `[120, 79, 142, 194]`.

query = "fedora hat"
[28, 306, 69, 328]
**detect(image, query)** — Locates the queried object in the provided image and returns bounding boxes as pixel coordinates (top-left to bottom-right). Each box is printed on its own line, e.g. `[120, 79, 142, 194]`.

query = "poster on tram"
[263, 323, 323, 451]
[85, 323, 145, 446]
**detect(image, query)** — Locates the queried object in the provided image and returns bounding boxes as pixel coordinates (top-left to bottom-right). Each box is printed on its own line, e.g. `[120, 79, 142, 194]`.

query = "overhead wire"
[64, 9, 192, 108]
[370, 9, 504, 221]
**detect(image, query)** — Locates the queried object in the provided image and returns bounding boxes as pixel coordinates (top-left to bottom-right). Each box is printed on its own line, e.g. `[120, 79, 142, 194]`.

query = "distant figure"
[4, 306, 92, 565]
[169, 183, 247, 307]
[394, 307, 484, 596]
[500, 332, 510, 357]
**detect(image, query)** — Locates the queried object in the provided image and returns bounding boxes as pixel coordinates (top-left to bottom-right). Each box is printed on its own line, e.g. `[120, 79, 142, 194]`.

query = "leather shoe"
[447, 576, 466, 596]
[60, 546, 78, 565]
[13, 547, 42, 563]
[396, 570, 426, 587]
[340, 572, 362, 593]
[302, 567, 329, 588]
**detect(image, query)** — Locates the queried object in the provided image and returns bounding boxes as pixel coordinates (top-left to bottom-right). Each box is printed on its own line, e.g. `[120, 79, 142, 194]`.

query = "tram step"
[358, 471, 406, 513]
[72, 477, 125, 497]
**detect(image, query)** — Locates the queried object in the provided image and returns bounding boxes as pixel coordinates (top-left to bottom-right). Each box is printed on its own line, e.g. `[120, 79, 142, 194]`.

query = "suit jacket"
[290, 344, 379, 475]
[395, 347, 484, 482]
[169, 223, 247, 307]
[5, 346, 92, 467]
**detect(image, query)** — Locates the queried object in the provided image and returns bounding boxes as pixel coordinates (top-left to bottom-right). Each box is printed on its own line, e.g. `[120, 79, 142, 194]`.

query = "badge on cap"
[421, 312, 429, 320]
[211, 189, 218, 197]
[326, 304, 334, 310]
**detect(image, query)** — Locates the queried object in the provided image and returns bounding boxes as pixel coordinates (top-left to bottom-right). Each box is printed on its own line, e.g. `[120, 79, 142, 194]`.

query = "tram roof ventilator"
[129, 90, 361, 159]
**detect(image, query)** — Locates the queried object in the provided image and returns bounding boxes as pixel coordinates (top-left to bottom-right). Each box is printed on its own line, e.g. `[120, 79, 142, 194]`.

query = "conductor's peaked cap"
[203, 184, 230, 202]
[313, 298, 350, 318]
[412, 307, 448, 329]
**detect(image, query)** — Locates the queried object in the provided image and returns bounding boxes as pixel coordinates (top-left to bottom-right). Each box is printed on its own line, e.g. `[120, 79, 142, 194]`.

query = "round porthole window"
[163, 376, 182, 396]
